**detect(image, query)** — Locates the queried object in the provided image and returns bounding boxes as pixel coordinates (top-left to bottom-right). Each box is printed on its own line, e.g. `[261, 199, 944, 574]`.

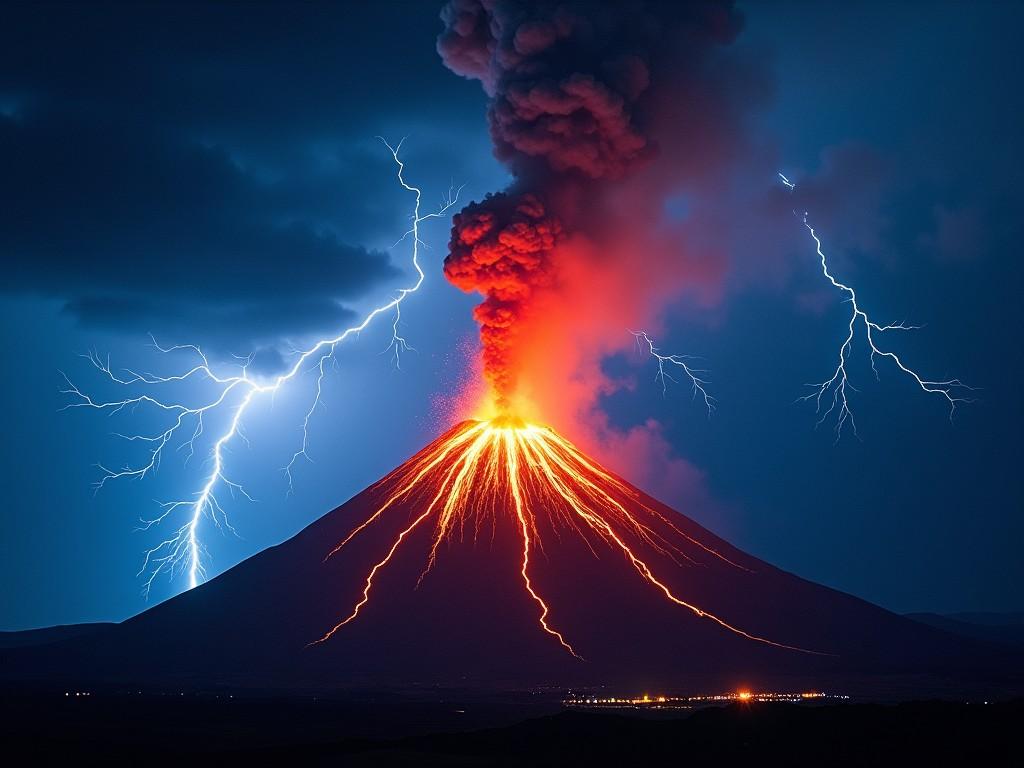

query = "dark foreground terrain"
[1, 688, 1017, 765]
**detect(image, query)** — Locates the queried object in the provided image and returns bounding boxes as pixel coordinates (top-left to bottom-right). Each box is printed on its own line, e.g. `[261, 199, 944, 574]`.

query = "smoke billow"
[438, 0, 760, 475]
[445, 192, 563, 408]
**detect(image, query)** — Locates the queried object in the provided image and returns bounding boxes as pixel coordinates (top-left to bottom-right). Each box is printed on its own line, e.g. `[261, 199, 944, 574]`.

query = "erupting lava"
[312, 417, 818, 657]
[311, 1, 821, 660]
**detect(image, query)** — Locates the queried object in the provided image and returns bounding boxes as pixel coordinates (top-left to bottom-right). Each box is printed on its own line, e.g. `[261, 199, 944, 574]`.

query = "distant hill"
[0, 623, 114, 650]
[906, 612, 1024, 647]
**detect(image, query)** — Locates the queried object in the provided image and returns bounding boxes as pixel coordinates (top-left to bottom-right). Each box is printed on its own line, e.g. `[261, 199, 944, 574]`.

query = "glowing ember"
[311, 418, 820, 657]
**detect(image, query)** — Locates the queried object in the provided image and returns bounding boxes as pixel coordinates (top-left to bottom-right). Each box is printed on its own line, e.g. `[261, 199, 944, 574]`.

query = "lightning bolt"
[61, 139, 462, 596]
[779, 172, 976, 440]
[630, 330, 715, 416]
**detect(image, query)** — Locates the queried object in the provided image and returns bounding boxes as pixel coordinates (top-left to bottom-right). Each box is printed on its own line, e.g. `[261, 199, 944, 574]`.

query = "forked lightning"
[779, 172, 975, 439]
[62, 140, 461, 595]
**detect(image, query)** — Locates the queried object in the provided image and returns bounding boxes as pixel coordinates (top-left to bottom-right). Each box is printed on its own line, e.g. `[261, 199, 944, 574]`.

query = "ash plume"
[438, 0, 760, 468]
[438, 0, 741, 181]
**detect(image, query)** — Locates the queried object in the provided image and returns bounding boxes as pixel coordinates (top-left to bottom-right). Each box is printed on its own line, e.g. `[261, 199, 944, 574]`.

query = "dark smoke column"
[438, 0, 744, 412]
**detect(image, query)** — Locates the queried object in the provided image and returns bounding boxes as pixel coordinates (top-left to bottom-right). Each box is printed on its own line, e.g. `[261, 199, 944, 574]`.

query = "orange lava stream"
[310, 419, 819, 656]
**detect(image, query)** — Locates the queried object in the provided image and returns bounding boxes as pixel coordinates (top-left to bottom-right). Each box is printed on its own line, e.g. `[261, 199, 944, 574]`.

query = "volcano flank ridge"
[3, 421, 1020, 698]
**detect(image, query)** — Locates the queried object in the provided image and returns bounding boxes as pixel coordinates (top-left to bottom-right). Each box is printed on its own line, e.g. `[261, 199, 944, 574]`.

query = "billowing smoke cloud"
[438, 0, 762, 492]
[439, 0, 740, 180]
[445, 192, 562, 407]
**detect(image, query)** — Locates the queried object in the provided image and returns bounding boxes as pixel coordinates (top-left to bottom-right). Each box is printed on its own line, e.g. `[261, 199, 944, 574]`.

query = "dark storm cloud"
[0, 108, 395, 339]
[0, 1, 486, 353]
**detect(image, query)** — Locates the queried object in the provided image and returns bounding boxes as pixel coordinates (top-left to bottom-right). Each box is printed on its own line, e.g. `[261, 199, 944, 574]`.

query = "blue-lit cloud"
[0, 2, 492, 356]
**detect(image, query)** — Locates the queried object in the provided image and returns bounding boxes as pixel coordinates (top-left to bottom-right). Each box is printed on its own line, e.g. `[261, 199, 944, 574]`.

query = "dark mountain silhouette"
[3, 422, 1020, 696]
[906, 612, 1024, 648]
[0, 623, 114, 650]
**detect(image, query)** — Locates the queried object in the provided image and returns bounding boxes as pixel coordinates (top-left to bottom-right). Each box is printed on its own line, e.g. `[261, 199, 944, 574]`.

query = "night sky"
[2, 0, 1021, 631]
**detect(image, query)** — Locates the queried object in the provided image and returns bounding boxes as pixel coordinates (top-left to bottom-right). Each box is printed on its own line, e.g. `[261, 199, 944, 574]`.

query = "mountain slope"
[3, 421, 1018, 695]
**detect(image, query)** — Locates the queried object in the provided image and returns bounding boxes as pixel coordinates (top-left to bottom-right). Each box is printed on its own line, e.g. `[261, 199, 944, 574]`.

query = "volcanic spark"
[62, 141, 460, 594]
[312, 418, 819, 657]
[780, 173, 976, 439]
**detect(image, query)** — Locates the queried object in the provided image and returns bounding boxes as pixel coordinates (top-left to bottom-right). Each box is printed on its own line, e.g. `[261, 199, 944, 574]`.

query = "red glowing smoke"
[444, 192, 562, 408]
[438, 0, 758, 490]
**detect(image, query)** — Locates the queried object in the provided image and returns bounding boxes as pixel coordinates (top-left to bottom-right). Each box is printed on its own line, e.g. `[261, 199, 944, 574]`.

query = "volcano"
[3, 421, 1018, 695]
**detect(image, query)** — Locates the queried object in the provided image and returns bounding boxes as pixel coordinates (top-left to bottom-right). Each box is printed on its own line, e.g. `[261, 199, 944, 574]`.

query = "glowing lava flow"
[779, 172, 976, 439]
[61, 140, 461, 595]
[311, 418, 820, 657]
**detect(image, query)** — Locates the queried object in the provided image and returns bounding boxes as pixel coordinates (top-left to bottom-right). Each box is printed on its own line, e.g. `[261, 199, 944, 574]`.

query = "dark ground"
[1, 687, 1017, 765]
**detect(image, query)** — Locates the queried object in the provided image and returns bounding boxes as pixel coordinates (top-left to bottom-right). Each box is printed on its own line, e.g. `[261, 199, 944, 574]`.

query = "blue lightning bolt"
[779, 172, 976, 440]
[630, 330, 715, 416]
[61, 139, 462, 596]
